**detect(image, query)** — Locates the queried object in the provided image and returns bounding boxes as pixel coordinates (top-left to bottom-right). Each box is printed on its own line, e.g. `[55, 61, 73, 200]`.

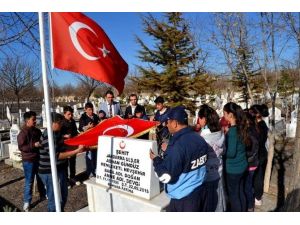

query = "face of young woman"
[223, 111, 236, 126]
[198, 117, 206, 128]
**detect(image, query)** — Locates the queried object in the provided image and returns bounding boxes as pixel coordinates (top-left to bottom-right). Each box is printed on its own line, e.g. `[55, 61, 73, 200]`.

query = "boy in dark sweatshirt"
[17, 111, 46, 212]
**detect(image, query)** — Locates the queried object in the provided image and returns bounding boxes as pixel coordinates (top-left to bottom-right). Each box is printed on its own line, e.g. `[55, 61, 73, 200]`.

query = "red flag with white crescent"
[50, 12, 128, 94]
[64, 116, 156, 146]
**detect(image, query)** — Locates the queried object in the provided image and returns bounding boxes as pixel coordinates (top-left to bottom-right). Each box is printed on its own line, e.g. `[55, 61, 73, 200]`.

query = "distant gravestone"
[293, 94, 299, 106]
[19, 109, 24, 125]
[194, 109, 199, 125]
[73, 105, 80, 119]
[286, 121, 297, 138]
[96, 136, 160, 200]
[291, 110, 297, 124]
[56, 105, 60, 113]
[239, 102, 247, 110]
[9, 124, 21, 161]
[6, 106, 12, 123]
[42, 104, 47, 128]
[269, 107, 282, 121]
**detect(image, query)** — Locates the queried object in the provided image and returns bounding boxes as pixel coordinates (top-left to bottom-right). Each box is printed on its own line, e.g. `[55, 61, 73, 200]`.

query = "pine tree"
[232, 41, 261, 108]
[133, 13, 208, 112]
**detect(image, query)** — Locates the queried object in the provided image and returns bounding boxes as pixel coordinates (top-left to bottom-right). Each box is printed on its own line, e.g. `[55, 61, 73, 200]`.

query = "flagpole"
[38, 12, 61, 212]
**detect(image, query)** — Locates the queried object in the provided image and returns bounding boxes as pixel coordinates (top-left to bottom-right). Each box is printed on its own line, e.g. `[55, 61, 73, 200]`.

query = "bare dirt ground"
[0, 161, 88, 212]
[0, 135, 298, 212]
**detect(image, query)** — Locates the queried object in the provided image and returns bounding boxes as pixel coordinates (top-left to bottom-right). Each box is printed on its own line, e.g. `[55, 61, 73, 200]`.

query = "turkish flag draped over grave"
[50, 12, 128, 94]
[64, 116, 156, 146]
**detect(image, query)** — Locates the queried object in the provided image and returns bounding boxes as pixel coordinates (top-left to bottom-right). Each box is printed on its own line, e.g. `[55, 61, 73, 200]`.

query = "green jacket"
[225, 126, 247, 174]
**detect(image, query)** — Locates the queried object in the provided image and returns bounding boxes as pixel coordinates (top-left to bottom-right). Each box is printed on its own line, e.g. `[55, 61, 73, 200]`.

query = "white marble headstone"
[6, 106, 12, 123]
[42, 104, 47, 128]
[96, 136, 160, 200]
[269, 107, 282, 121]
[291, 110, 297, 124]
[286, 122, 297, 138]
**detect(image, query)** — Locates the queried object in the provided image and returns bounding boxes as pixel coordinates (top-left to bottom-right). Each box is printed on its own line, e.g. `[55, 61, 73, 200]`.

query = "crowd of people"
[16, 89, 270, 212]
[150, 102, 270, 212]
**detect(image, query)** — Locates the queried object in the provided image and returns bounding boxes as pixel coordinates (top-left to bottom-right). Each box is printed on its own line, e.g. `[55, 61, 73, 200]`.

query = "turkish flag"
[50, 12, 128, 94]
[64, 116, 156, 147]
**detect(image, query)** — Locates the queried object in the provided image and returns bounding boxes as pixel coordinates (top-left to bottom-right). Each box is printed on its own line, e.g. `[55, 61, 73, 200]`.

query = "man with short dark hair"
[79, 102, 100, 178]
[151, 96, 170, 155]
[98, 90, 122, 117]
[17, 111, 46, 212]
[124, 94, 146, 119]
[61, 105, 80, 187]
[38, 112, 85, 212]
[150, 106, 208, 212]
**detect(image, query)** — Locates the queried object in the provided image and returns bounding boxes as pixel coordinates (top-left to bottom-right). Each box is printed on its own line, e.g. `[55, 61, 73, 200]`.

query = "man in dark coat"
[61, 105, 80, 187]
[124, 94, 146, 119]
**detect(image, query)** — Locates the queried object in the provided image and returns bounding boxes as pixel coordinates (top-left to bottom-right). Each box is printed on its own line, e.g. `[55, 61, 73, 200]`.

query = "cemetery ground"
[0, 161, 88, 212]
[0, 135, 298, 212]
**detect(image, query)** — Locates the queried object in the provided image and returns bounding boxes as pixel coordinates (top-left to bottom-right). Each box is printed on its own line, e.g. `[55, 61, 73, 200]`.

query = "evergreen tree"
[133, 13, 209, 112]
[232, 41, 261, 108]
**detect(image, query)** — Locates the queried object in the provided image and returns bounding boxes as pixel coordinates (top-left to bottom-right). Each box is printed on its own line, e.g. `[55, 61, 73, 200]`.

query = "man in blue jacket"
[150, 106, 208, 212]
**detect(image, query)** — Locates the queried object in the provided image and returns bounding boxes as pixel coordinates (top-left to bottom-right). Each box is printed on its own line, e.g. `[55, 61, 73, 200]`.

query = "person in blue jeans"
[223, 102, 248, 212]
[244, 111, 259, 211]
[38, 112, 85, 212]
[79, 102, 100, 178]
[17, 111, 46, 212]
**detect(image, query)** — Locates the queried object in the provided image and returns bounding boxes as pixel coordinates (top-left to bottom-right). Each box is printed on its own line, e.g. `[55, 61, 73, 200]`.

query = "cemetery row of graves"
[0, 90, 299, 211]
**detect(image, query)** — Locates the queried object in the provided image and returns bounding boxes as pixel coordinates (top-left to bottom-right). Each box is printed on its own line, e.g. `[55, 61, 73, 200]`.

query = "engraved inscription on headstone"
[96, 136, 160, 200]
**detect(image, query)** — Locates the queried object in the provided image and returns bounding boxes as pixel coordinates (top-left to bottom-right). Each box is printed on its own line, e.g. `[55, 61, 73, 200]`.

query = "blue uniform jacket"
[153, 127, 208, 199]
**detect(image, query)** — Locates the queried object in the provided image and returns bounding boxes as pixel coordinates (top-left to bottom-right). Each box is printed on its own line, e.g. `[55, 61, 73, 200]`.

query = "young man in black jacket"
[61, 105, 80, 187]
[79, 102, 99, 178]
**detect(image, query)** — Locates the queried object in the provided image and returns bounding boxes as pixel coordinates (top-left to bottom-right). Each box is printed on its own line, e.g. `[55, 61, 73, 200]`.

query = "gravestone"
[0, 130, 10, 160]
[96, 136, 160, 200]
[269, 107, 282, 121]
[287, 109, 298, 138]
[56, 105, 61, 113]
[239, 102, 247, 110]
[6, 106, 12, 123]
[8, 124, 21, 162]
[73, 105, 80, 119]
[85, 135, 169, 212]
[19, 109, 24, 125]
[291, 109, 297, 124]
[286, 121, 297, 138]
[42, 104, 47, 128]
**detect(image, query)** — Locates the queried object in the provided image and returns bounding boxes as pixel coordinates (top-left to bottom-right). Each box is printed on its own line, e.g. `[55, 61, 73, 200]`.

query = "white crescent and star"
[69, 21, 110, 61]
[102, 125, 134, 137]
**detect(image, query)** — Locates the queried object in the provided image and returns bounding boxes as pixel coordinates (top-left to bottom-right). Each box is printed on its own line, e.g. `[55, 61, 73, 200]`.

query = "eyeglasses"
[130, 99, 137, 101]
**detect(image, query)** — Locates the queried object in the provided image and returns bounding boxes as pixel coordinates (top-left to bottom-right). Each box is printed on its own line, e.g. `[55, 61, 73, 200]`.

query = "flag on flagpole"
[50, 12, 128, 94]
[64, 116, 156, 147]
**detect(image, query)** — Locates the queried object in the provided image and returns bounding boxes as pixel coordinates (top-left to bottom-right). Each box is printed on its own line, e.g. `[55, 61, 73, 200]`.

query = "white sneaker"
[255, 198, 262, 206]
[23, 202, 30, 212]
